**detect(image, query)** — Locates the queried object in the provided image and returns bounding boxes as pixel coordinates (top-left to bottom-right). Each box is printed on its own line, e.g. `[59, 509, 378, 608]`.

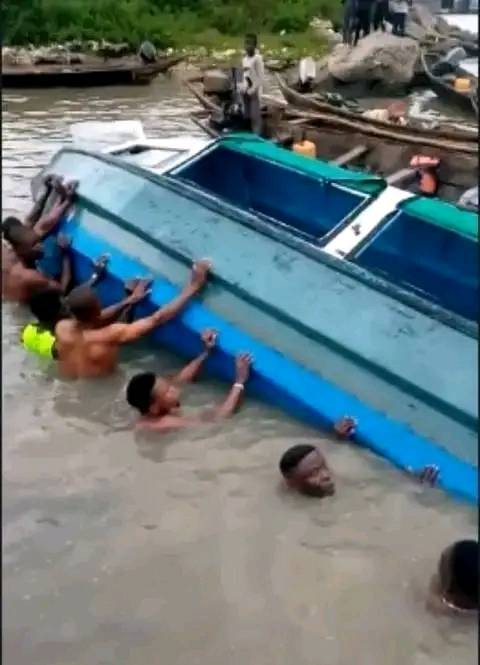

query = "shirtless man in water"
[2, 178, 76, 303]
[55, 260, 210, 379]
[126, 330, 252, 431]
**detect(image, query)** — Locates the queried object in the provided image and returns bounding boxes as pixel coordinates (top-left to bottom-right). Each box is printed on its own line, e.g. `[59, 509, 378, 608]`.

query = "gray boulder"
[409, 4, 437, 32]
[327, 33, 420, 85]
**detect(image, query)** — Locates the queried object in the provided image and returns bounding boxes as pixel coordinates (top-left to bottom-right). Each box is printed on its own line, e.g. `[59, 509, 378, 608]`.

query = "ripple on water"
[2, 78, 477, 665]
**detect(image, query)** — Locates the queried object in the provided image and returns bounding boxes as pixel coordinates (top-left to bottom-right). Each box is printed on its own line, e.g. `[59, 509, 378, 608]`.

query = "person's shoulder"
[55, 318, 74, 335]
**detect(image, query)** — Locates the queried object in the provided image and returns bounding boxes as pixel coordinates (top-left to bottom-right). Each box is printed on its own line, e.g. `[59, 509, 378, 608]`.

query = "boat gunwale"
[49, 145, 478, 340]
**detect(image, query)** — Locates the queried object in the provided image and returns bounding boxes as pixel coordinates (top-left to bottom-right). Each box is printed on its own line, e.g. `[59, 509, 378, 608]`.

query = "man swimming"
[279, 420, 441, 498]
[126, 336, 252, 431]
[22, 256, 145, 360]
[428, 540, 478, 614]
[279, 418, 356, 497]
[54, 260, 211, 379]
[3, 229, 72, 303]
[2, 181, 76, 303]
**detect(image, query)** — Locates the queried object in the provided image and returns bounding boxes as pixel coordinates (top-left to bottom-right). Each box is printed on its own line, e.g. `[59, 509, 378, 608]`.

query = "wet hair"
[279, 444, 316, 476]
[28, 287, 65, 326]
[449, 540, 478, 605]
[66, 285, 100, 322]
[126, 372, 156, 414]
[2, 216, 22, 243]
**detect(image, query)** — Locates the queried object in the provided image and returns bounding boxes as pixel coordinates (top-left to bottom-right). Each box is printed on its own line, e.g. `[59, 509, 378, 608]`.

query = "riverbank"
[2, 28, 333, 73]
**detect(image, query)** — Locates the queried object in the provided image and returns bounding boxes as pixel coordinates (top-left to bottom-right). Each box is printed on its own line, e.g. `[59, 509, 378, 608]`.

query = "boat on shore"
[276, 76, 478, 144]
[420, 51, 478, 116]
[2, 55, 184, 88]
[33, 131, 477, 503]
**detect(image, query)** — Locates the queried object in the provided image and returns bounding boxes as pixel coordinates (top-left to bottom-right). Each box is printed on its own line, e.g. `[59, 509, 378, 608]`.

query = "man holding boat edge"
[54, 260, 211, 379]
[126, 330, 252, 430]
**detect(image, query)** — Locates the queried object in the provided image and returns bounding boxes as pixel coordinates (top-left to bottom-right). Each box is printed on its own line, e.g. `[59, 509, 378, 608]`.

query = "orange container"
[293, 140, 316, 159]
[454, 78, 471, 92]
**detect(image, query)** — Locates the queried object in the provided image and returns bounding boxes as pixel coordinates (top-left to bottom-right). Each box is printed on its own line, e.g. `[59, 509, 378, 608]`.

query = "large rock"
[409, 4, 437, 32]
[327, 33, 420, 86]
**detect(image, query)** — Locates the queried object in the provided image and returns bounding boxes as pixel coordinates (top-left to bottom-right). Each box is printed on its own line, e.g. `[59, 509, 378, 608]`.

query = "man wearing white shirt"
[241, 33, 264, 134]
[390, 0, 409, 36]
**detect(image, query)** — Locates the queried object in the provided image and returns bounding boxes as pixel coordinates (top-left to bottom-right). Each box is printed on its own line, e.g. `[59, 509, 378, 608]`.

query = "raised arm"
[33, 197, 72, 239]
[171, 329, 216, 385]
[213, 353, 251, 418]
[137, 353, 252, 432]
[85, 254, 109, 289]
[90, 261, 210, 345]
[57, 234, 72, 293]
[25, 176, 54, 226]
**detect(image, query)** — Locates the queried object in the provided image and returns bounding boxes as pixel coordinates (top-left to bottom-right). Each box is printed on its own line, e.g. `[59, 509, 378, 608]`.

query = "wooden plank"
[332, 145, 368, 166]
[386, 167, 417, 185]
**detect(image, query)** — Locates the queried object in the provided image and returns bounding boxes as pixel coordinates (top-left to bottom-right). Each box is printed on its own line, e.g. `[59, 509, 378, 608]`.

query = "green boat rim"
[399, 196, 478, 240]
[217, 133, 387, 196]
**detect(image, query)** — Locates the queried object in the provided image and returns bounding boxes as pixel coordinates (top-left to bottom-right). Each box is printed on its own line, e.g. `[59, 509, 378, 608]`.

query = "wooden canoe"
[276, 75, 478, 146]
[2, 55, 184, 88]
[420, 51, 477, 116]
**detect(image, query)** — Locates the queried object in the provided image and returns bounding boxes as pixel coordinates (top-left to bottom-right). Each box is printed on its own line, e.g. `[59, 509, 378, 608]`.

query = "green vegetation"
[2, 0, 342, 55]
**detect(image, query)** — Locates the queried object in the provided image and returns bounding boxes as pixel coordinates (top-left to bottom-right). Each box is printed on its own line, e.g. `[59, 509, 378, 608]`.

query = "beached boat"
[420, 51, 477, 115]
[2, 55, 184, 88]
[33, 133, 478, 504]
[277, 76, 478, 146]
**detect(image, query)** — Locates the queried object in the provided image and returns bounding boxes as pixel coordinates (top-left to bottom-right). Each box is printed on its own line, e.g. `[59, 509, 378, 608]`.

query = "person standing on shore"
[373, 0, 389, 31]
[390, 0, 410, 36]
[353, 0, 374, 46]
[240, 33, 264, 135]
[342, 0, 357, 44]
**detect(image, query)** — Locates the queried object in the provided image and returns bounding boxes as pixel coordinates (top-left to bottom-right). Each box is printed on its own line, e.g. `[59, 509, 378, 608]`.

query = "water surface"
[2, 75, 477, 665]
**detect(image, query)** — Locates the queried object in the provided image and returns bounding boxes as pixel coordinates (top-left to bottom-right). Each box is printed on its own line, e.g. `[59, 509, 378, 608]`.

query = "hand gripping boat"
[33, 132, 478, 503]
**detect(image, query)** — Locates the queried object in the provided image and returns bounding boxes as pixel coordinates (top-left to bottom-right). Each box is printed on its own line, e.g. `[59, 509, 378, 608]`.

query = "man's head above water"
[28, 287, 68, 328]
[279, 444, 335, 497]
[437, 540, 478, 611]
[2, 216, 22, 243]
[67, 285, 102, 323]
[6, 224, 44, 263]
[126, 372, 181, 417]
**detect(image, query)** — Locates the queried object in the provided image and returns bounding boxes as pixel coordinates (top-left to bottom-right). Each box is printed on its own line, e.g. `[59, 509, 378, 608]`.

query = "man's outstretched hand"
[201, 329, 218, 350]
[333, 416, 357, 439]
[190, 260, 211, 292]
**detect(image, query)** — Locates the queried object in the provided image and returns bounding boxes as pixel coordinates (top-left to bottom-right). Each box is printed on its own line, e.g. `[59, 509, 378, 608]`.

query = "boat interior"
[171, 143, 368, 241]
[169, 139, 478, 324]
[349, 207, 478, 322]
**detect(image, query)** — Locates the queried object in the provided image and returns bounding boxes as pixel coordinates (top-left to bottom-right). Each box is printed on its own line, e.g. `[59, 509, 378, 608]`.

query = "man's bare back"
[55, 318, 121, 378]
[55, 261, 211, 379]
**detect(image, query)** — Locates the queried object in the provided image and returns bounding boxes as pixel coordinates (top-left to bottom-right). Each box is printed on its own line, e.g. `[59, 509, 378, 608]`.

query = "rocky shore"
[2, 7, 476, 91]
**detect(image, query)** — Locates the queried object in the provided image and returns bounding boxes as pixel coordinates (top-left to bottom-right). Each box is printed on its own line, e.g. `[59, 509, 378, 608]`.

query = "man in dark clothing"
[342, 0, 357, 44]
[373, 0, 389, 31]
[353, 0, 373, 45]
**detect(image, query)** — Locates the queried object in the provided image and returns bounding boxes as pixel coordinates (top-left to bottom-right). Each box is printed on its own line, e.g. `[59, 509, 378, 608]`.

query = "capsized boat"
[35, 133, 478, 503]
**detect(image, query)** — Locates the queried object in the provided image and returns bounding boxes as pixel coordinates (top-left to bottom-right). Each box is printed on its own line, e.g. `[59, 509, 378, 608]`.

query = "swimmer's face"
[149, 377, 181, 416]
[287, 449, 335, 497]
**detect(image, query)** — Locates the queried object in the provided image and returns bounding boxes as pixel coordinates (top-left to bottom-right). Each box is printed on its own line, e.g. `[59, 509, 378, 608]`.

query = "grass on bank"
[3, 0, 340, 58]
[183, 29, 330, 61]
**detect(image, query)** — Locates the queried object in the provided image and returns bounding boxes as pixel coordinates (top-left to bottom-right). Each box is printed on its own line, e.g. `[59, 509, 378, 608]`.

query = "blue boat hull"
[37, 146, 478, 503]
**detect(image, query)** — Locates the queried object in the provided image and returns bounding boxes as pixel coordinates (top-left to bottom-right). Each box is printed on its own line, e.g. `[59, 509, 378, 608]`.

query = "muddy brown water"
[2, 76, 477, 665]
